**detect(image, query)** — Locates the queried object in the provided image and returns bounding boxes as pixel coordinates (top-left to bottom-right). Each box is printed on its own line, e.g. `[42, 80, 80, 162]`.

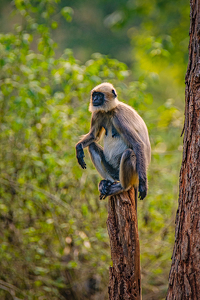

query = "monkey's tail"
[134, 186, 138, 212]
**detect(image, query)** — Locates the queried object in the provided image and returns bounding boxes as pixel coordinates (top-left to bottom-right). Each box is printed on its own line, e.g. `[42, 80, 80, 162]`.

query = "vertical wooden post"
[107, 188, 141, 300]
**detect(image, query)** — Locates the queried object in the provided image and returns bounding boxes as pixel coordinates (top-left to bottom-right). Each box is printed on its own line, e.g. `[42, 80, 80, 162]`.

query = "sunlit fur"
[89, 82, 119, 113]
[119, 149, 139, 190]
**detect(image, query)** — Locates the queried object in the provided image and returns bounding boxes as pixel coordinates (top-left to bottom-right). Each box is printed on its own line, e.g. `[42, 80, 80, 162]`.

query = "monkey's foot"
[98, 180, 112, 200]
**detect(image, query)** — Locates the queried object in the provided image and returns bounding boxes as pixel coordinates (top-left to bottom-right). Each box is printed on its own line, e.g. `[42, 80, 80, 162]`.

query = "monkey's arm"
[76, 113, 103, 169]
[113, 114, 148, 200]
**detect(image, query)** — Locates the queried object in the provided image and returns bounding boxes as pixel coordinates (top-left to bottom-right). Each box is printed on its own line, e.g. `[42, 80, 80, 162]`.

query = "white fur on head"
[89, 82, 119, 113]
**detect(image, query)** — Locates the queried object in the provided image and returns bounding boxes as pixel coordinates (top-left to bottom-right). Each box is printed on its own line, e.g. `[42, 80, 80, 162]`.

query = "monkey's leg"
[119, 149, 138, 191]
[99, 149, 138, 200]
[88, 142, 118, 182]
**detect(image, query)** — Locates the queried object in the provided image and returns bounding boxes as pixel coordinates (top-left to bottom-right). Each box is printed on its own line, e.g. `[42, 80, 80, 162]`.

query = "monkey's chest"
[103, 126, 127, 168]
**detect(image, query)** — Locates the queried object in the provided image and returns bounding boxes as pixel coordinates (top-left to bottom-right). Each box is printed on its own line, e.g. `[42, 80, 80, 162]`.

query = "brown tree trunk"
[107, 188, 141, 300]
[166, 1, 200, 299]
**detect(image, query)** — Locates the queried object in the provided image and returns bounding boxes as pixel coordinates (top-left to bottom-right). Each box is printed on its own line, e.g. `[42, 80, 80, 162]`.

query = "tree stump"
[107, 188, 141, 300]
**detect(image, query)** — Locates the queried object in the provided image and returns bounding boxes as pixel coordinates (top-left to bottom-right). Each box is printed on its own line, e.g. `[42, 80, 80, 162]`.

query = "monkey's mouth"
[92, 98, 105, 106]
[93, 101, 103, 106]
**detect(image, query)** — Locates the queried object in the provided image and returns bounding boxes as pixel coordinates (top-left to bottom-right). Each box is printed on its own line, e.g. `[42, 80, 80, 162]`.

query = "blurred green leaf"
[61, 7, 74, 22]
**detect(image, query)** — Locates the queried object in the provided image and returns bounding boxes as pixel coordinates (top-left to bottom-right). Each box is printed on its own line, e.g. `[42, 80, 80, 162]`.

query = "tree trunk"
[166, 1, 200, 299]
[107, 188, 141, 300]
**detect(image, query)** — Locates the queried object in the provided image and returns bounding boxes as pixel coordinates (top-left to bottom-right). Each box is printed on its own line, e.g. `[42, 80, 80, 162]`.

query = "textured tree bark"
[107, 188, 141, 300]
[166, 1, 200, 299]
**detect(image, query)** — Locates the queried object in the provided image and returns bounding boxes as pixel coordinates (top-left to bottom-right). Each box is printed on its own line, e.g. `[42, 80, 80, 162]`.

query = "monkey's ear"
[112, 89, 117, 98]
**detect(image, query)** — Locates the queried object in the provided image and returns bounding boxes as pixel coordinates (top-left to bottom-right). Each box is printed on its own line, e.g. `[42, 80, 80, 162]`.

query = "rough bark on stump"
[107, 188, 141, 300]
[166, 1, 200, 299]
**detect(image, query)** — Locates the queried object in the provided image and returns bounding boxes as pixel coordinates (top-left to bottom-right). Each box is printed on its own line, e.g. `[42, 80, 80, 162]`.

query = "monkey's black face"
[92, 92, 105, 106]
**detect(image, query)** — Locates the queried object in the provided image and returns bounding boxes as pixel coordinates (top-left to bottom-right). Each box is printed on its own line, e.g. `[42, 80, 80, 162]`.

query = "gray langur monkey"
[75, 82, 151, 201]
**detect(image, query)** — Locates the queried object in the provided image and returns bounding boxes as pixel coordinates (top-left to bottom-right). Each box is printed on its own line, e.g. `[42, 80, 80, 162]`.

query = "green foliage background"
[0, 0, 189, 299]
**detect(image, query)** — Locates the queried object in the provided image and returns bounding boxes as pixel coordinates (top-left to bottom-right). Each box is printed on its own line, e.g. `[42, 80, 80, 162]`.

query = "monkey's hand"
[139, 178, 147, 200]
[99, 180, 112, 200]
[76, 143, 86, 169]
